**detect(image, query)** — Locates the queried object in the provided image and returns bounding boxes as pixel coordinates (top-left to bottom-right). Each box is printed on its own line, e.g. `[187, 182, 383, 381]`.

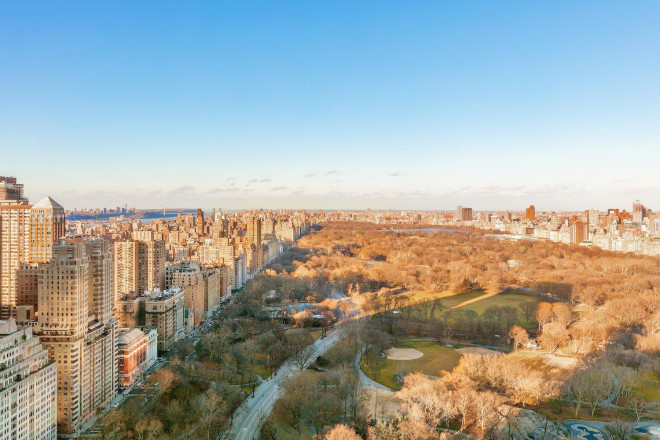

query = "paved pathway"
[353, 347, 393, 392]
[223, 328, 346, 440]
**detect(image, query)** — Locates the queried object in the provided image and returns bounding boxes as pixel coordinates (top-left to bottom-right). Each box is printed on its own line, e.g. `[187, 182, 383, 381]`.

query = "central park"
[92, 223, 659, 440]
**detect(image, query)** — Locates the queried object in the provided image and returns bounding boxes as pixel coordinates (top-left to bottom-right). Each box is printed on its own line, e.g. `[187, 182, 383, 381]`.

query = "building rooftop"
[118, 327, 145, 345]
[0, 318, 18, 335]
[33, 196, 64, 210]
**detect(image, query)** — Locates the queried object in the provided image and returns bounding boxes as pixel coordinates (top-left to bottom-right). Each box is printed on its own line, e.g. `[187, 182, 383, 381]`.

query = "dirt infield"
[456, 346, 502, 356]
[386, 347, 424, 360]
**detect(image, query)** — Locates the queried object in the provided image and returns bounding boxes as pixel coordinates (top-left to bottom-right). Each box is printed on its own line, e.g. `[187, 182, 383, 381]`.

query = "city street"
[224, 327, 346, 440]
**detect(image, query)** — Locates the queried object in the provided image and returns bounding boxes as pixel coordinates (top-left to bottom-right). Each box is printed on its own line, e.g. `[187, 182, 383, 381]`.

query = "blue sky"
[1, 1, 659, 211]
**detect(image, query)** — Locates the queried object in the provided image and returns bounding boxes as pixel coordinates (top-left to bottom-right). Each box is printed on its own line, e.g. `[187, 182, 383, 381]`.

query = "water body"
[382, 228, 469, 234]
[141, 214, 180, 224]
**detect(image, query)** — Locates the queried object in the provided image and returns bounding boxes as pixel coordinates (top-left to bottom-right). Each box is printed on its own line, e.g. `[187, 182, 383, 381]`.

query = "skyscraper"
[525, 205, 536, 221]
[456, 205, 473, 221]
[196, 208, 205, 237]
[30, 196, 66, 263]
[0, 176, 65, 318]
[246, 216, 263, 272]
[37, 239, 117, 434]
[114, 239, 166, 300]
[633, 200, 645, 223]
[0, 177, 31, 318]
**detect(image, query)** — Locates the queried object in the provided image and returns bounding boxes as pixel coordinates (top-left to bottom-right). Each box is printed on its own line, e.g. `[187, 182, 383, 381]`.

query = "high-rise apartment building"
[0, 318, 57, 440]
[588, 209, 600, 227]
[570, 221, 589, 244]
[0, 176, 65, 318]
[525, 205, 536, 221]
[114, 239, 166, 300]
[167, 262, 223, 325]
[115, 288, 184, 353]
[143, 289, 184, 352]
[246, 216, 263, 272]
[36, 239, 117, 434]
[633, 200, 645, 224]
[456, 205, 473, 222]
[196, 209, 205, 237]
[29, 197, 66, 264]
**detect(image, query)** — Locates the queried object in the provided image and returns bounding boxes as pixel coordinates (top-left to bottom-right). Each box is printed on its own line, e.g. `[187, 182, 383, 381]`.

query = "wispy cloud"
[271, 186, 289, 191]
[304, 173, 316, 178]
[326, 170, 340, 175]
[389, 171, 409, 177]
[248, 177, 272, 184]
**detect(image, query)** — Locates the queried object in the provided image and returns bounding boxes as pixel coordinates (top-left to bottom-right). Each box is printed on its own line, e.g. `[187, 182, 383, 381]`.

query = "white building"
[0, 319, 57, 440]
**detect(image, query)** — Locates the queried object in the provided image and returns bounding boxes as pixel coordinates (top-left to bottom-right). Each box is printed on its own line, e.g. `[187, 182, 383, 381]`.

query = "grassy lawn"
[533, 399, 654, 422]
[361, 341, 463, 390]
[404, 290, 540, 328]
[636, 372, 660, 403]
[266, 415, 317, 440]
[505, 350, 570, 380]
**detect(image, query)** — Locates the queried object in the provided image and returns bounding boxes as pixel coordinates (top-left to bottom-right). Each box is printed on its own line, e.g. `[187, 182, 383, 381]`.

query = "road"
[224, 327, 346, 440]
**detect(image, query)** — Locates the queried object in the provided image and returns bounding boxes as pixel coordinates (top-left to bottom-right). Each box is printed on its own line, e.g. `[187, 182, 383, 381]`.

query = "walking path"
[353, 347, 393, 392]
[223, 328, 346, 440]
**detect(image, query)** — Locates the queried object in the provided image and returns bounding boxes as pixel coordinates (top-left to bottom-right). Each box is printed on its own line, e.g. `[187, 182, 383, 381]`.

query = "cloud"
[271, 186, 289, 191]
[225, 177, 235, 182]
[169, 185, 195, 194]
[248, 178, 272, 184]
[326, 170, 340, 175]
[207, 187, 241, 193]
[304, 173, 316, 178]
[389, 171, 409, 177]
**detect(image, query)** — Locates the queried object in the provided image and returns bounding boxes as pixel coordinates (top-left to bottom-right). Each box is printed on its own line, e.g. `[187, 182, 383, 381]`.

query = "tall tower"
[114, 239, 166, 300]
[37, 239, 117, 434]
[0, 176, 32, 318]
[247, 216, 262, 246]
[30, 196, 66, 263]
[633, 200, 645, 223]
[525, 205, 536, 221]
[0, 177, 65, 318]
[196, 208, 205, 237]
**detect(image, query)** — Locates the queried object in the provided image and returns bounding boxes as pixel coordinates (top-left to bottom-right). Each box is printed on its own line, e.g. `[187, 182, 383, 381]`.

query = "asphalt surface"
[224, 328, 346, 440]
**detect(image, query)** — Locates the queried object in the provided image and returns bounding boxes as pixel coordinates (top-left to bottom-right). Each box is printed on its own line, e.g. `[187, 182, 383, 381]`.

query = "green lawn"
[361, 341, 463, 390]
[636, 372, 660, 403]
[404, 290, 540, 328]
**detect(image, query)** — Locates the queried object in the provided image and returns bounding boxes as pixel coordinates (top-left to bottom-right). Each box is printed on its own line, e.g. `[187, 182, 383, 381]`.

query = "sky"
[1, 1, 659, 211]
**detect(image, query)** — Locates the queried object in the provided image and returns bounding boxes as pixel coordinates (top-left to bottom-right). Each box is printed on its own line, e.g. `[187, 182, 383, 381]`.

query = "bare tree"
[538, 322, 568, 353]
[293, 345, 315, 371]
[564, 368, 613, 417]
[519, 301, 537, 323]
[536, 302, 553, 331]
[552, 302, 572, 328]
[273, 391, 307, 438]
[629, 397, 648, 422]
[324, 424, 361, 440]
[507, 325, 529, 351]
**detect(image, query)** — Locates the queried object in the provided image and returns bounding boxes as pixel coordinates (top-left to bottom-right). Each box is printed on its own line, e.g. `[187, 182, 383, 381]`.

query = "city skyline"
[2, 1, 660, 209]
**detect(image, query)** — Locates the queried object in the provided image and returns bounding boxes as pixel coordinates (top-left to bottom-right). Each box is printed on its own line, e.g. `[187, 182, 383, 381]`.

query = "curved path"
[353, 348, 394, 392]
